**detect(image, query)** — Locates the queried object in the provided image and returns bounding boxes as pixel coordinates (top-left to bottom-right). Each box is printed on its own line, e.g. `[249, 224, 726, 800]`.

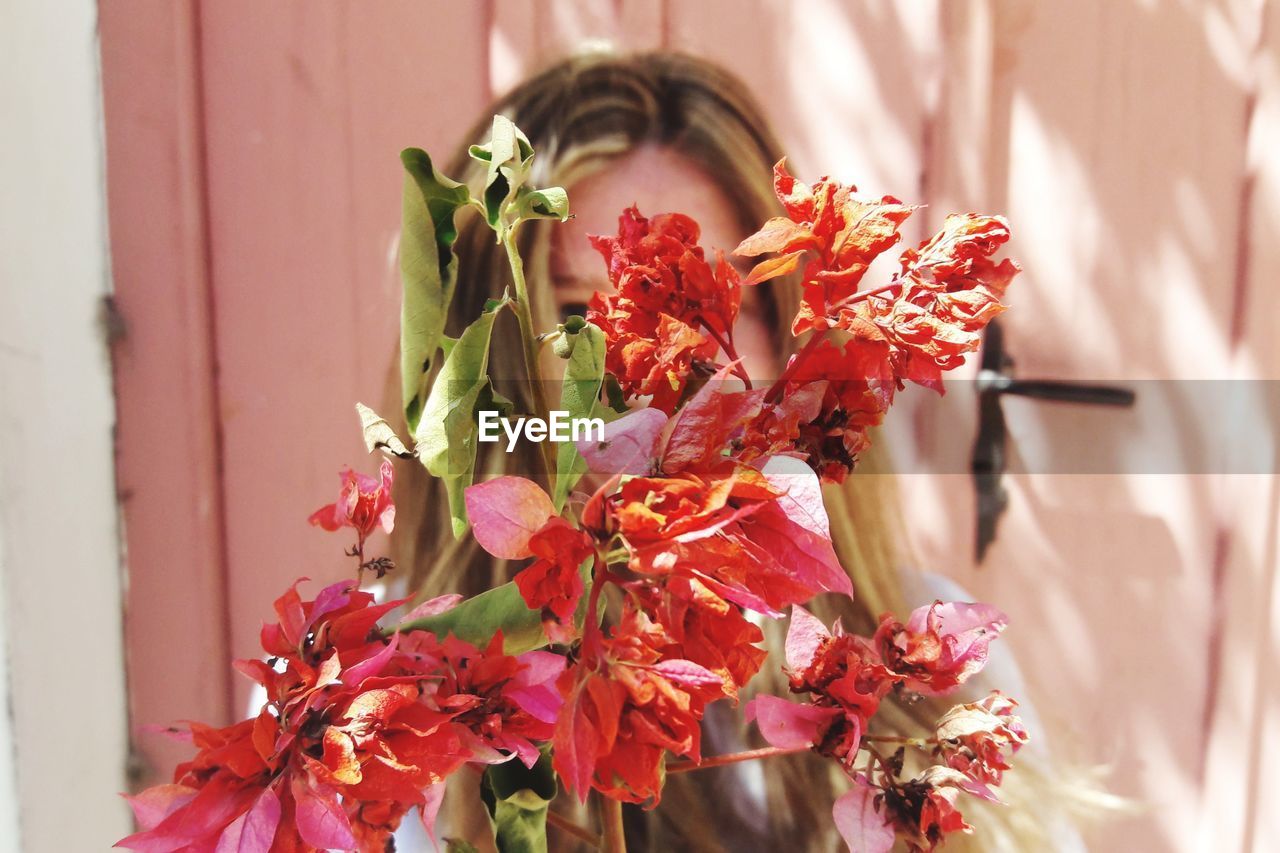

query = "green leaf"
[399, 148, 471, 432]
[445, 840, 480, 853]
[477, 382, 516, 422]
[513, 185, 570, 223]
[469, 115, 535, 228]
[415, 299, 506, 537]
[602, 374, 629, 415]
[480, 751, 556, 853]
[552, 322, 605, 511]
[389, 559, 594, 654]
[394, 580, 543, 653]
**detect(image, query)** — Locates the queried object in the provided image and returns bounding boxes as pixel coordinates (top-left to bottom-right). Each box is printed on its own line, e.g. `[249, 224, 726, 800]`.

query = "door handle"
[971, 320, 1136, 561]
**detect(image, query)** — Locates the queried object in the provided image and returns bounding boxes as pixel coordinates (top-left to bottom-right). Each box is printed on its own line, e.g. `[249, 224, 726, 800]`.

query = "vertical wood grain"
[1198, 2, 1280, 850]
[930, 3, 1257, 850]
[99, 0, 233, 790]
[194, 0, 492, 712]
[666, 0, 937, 205]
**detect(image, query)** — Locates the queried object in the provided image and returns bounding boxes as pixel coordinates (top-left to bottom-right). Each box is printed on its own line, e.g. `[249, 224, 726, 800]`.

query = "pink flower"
[873, 601, 1007, 696]
[464, 476, 557, 560]
[308, 460, 396, 549]
[748, 607, 897, 763]
[935, 691, 1028, 787]
[833, 776, 895, 853]
[745, 694, 841, 750]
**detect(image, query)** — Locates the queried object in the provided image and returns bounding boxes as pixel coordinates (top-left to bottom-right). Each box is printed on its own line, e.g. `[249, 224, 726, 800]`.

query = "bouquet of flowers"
[117, 116, 1026, 853]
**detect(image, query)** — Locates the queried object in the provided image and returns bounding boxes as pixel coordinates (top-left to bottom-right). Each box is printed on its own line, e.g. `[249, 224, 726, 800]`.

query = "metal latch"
[971, 320, 1136, 561]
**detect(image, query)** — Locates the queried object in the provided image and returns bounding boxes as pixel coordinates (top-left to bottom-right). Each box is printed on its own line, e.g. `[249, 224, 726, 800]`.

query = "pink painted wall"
[101, 2, 1279, 850]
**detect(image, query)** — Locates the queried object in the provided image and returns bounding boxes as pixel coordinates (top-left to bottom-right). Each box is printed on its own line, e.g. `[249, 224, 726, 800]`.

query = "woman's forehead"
[550, 144, 746, 283]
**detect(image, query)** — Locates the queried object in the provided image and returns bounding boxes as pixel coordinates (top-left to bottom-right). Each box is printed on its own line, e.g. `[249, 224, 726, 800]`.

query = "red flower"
[734, 160, 915, 333]
[465, 477, 594, 638]
[598, 455, 851, 616]
[589, 206, 741, 337]
[593, 309, 714, 413]
[399, 631, 564, 769]
[513, 517, 592, 629]
[883, 766, 980, 852]
[828, 213, 1018, 392]
[749, 601, 1009, 768]
[575, 389, 853, 616]
[586, 206, 741, 412]
[756, 339, 896, 483]
[873, 601, 1007, 696]
[766, 606, 899, 763]
[731, 163, 1017, 485]
[120, 580, 456, 851]
[833, 767, 987, 853]
[308, 460, 395, 549]
[118, 579, 565, 852]
[553, 603, 726, 805]
[633, 575, 767, 701]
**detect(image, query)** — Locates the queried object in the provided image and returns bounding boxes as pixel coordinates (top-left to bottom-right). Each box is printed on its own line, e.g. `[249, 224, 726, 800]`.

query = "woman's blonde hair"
[391, 49, 1072, 852]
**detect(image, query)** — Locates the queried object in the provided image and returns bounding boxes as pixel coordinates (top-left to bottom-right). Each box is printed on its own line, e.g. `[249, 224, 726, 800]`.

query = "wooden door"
[101, 2, 1278, 849]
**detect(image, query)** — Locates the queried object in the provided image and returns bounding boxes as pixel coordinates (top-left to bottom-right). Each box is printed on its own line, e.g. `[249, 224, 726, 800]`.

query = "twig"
[665, 745, 809, 774]
[502, 227, 557, 486]
[547, 810, 602, 849]
[862, 742, 899, 783]
[826, 279, 902, 313]
[763, 278, 905, 404]
[861, 734, 935, 748]
[600, 795, 626, 853]
[700, 322, 753, 389]
[581, 552, 607, 658]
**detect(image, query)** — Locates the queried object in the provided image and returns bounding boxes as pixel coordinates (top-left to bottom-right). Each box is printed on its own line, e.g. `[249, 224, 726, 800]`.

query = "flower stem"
[764, 278, 907, 404]
[700, 322, 753, 389]
[352, 542, 365, 587]
[501, 227, 557, 486]
[862, 742, 899, 783]
[600, 795, 626, 853]
[582, 552, 607, 658]
[765, 332, 825, 403]
[547, 810, 602, 849]
[665, 745, 809, 774]
[828, 279, 902, 313]
[861, 734, 935, 748]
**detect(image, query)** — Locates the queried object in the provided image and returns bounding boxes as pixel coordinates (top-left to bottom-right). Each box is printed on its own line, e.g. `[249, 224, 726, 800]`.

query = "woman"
[392, 50, 1079, 852]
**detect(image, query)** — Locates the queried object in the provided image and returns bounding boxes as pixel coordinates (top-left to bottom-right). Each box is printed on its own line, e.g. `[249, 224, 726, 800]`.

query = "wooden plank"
[930, 2, 1255, 850]
[666, 0, 937, 205]
[888, 0, 997, 574]
[1, 0, 133, 844]
[1198, 1, 1280, 849]
[195, 0, 491, 712]
[99, 0, 233, 790]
